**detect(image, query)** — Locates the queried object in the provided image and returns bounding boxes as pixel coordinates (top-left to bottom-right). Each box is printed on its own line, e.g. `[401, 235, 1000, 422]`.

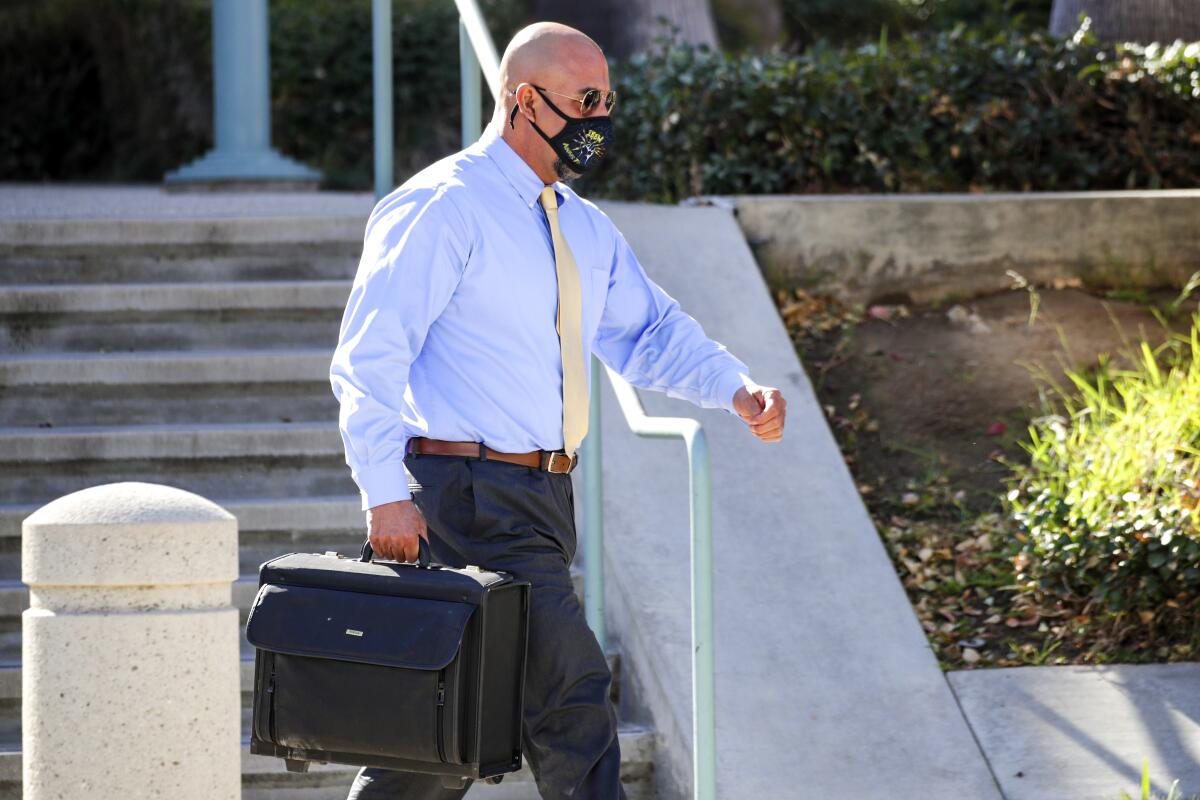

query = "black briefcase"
[246, 540, 531, 786]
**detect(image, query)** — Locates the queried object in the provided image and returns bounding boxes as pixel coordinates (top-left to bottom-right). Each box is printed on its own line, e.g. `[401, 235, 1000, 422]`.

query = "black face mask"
[509, 86, 614, 175]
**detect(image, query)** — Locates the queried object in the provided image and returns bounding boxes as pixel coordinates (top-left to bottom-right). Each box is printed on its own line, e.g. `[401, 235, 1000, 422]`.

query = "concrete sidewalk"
[950, 663, 1200, 800]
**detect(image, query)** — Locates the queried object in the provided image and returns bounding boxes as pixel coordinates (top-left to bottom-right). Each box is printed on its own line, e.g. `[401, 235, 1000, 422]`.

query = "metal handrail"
[369, 4, 718, 797]
[453, 0, 501, 95]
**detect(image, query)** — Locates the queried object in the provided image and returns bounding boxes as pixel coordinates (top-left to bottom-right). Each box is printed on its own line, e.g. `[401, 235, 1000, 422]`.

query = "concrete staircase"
[0, 219, 655, 799]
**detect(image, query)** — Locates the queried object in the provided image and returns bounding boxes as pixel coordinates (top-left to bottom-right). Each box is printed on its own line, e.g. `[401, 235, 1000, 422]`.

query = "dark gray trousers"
[346, 453, 627, 800]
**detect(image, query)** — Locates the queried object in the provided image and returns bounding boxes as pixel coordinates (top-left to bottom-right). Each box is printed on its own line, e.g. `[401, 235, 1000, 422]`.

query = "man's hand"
[733, 383, 787, 442]
[366, 499, 430, 562]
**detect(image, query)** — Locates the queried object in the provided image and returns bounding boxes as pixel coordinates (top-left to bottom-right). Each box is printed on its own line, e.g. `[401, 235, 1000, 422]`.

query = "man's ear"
[512, 84, 537, 127]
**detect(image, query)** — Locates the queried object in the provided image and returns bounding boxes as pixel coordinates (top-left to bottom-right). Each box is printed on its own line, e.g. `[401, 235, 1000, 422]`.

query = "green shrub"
[580, 27, 1200, 201]
[0, 0, 213, 182]
[1004, 310, 1200, 613]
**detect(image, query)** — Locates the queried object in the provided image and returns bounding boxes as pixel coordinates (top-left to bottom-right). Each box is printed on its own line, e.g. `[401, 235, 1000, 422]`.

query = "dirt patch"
[815, 287, 1194, 508]
[783, 284, 1200, 669]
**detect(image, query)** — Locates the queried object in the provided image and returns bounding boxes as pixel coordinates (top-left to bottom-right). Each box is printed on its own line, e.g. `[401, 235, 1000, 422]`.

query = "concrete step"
[5, 381, 338, 428]
[0, 280, 351, 314]
[0, 421, 355, 507]
[0, 747, 16, 800]
[0, 349, 336, 427]
[0, 280, 348, 354]
[0, 634, 18, 669]
[0, 724, 651, 800]
[0, 495, 367, 579]
[0, 494, 365, 542]
[0, 209, 366, 253]
[0, 243, 358, 285]
[242, 724, 655, 800]
[0, 584, 21, 634]
[0, 348, 330, 386]
[0, 420, 340, 461]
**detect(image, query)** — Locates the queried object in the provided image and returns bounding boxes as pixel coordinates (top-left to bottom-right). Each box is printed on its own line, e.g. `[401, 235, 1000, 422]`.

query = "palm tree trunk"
[1050, 0, 1200, 42]
[532, 0, 718, 58]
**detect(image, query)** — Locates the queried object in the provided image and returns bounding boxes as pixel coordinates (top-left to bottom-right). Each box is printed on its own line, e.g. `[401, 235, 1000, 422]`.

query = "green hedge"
[580, 29, 1200, 201]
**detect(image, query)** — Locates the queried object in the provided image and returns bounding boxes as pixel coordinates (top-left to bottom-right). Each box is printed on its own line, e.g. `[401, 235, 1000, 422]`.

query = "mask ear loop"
[532, 86, 574, 121]
[507, 86, 526, 129]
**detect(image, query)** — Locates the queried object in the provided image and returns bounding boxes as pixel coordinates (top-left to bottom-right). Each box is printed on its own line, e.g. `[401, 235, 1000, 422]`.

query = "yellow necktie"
[539, 186, 589, 456]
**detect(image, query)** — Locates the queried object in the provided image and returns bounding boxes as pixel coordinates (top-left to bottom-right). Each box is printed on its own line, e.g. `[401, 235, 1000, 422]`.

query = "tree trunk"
[1049, 0, 1200, 42]
[532, 0, 718, 58]
[712, 0, 785, 51]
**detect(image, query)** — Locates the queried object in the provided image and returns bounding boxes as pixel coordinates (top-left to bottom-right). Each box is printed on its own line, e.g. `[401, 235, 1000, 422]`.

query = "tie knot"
[539, 186, 559, 212]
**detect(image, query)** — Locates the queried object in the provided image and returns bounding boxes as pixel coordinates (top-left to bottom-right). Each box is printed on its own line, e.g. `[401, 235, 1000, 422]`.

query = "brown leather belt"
[406, 437, 579, 474]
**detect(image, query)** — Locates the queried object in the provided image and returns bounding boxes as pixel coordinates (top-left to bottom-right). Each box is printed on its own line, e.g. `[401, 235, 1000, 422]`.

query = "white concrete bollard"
[21, 481, 241, 800]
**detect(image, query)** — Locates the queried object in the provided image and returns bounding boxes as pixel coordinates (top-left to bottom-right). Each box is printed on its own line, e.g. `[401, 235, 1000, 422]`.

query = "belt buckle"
[544, 451, 574, 474]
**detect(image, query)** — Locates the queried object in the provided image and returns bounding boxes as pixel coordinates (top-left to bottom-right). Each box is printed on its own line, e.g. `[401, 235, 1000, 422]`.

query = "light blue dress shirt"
[330, 125, 752, 510]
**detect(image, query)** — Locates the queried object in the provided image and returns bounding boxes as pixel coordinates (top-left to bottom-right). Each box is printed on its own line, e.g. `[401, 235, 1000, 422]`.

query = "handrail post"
[583, 356, 606, 650]
[372, 0, 393, 200]
[687, 428, 716, 800]
[459, 20, 483, 148]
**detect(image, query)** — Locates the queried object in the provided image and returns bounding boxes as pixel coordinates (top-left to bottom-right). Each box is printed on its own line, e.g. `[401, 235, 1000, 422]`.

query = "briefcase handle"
[359, 536, 432, 569]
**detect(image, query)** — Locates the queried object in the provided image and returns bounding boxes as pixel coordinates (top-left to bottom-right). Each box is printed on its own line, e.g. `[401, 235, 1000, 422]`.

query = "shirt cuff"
[716, 370, 754, 416]
[355, 460, 413, 511]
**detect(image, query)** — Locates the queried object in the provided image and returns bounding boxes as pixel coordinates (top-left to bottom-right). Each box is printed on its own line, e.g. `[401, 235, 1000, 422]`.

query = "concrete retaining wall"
[728, 190, 1200, 305]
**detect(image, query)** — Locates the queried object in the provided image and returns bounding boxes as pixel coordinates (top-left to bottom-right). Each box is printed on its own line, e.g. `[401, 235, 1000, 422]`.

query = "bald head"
[498, 22, 606, 93]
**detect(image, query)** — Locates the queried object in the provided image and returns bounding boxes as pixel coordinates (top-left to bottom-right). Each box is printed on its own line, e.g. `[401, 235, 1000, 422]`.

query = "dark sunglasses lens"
[581, 90, 616, 113]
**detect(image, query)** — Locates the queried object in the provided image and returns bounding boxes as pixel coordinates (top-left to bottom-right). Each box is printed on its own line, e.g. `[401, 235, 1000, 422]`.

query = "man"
[330, 21, 786, 800]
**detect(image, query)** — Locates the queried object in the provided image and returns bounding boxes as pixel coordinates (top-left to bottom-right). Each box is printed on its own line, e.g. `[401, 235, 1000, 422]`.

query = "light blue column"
[165, 0, 320, 186]
[373, 0, 394, 199]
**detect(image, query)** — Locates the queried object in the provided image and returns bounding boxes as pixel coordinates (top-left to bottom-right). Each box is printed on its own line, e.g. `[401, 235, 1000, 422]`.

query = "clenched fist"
[733, 383, 787, 443]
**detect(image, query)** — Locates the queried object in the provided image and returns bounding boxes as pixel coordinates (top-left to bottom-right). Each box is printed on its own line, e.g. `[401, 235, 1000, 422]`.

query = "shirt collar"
[479, 124, 570, 210]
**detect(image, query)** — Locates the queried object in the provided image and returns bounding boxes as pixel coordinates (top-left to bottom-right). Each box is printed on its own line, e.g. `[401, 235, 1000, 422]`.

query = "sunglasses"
[528, 84, 617, 115]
